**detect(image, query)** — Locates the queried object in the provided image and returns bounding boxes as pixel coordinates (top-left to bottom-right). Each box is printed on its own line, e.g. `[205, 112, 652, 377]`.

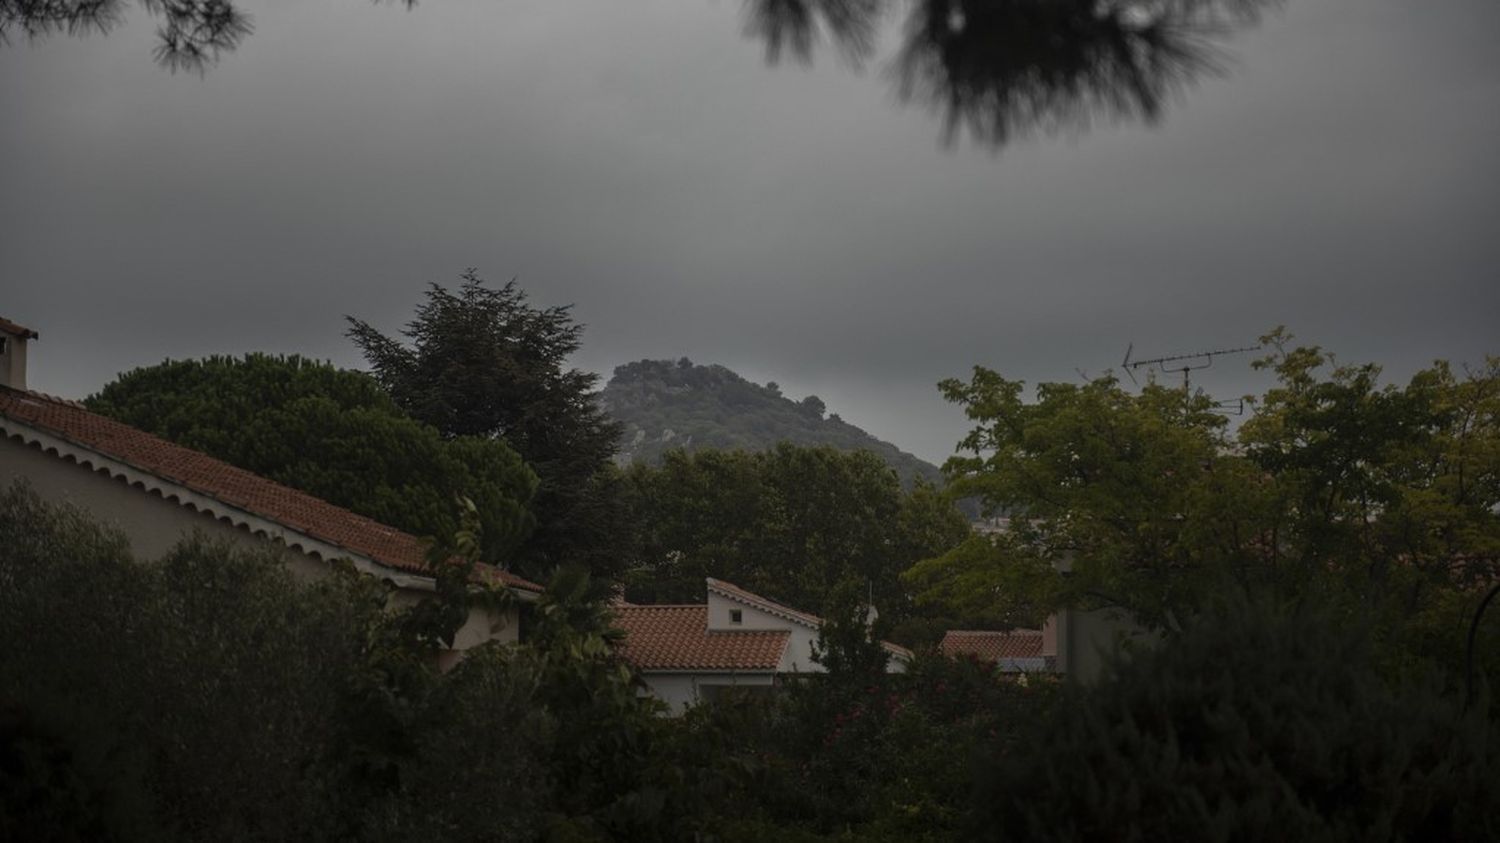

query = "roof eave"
[0, 417, 523, 594]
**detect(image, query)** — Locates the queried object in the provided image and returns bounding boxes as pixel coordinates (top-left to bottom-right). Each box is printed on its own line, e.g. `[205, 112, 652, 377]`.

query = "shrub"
[974, 591, 1500, 842]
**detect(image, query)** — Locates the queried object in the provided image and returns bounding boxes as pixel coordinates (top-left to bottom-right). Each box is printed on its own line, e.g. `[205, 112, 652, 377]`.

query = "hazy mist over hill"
[602, 358, 944, 489]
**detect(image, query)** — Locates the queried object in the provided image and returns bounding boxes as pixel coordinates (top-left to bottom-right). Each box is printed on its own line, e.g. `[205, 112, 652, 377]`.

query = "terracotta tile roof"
[706, 577, 915, 661]
[0, 317, 38, 339]
[0, 387, 541, 592]
[940, 629, 1043, 661]
[613, 605, 789, 672]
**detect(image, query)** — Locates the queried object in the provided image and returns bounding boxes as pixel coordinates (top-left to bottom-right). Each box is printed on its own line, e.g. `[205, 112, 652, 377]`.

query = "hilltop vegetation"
[603, 358, 943, 489]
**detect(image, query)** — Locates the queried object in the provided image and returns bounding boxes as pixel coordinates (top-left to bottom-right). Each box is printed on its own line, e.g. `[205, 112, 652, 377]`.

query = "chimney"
[0, 317, 38, 392]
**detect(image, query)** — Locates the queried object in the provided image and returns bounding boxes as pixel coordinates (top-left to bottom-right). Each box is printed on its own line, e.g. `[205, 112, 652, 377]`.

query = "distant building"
[613, 578, 911, 713]
[0, 318, 542, 669]
[940, 625, 1054, 673]
[940, 607, 1155, 683]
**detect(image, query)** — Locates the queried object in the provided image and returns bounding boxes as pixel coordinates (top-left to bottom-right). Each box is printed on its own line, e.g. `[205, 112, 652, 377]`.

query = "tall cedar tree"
[348, 271, 624, 581]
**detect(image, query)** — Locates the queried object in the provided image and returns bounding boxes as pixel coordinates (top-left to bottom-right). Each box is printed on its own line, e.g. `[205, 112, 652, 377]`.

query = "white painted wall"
[707, 590, 824, 672]
[638, 672, 777, 715]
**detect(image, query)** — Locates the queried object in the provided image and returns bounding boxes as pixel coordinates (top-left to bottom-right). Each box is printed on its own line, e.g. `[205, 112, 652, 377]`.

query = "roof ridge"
[0, 386, 85, 409]
[706, 578, 823, 627]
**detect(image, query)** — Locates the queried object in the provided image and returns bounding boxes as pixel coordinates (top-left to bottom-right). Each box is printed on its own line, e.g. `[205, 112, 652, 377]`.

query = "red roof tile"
[0, 387, 541, 592]
[940, 630, 1043, 661]
[613, 605, 789, 671]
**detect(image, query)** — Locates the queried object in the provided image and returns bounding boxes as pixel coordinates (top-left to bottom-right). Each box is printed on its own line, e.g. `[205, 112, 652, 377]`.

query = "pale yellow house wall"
[0, 335, 28, 392]
[1, 434, 521, 654]
[1, 434, 322, 577]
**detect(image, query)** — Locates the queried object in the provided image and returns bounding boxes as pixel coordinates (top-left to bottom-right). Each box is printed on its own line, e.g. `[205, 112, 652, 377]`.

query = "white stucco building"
[612, 578, 912, 713]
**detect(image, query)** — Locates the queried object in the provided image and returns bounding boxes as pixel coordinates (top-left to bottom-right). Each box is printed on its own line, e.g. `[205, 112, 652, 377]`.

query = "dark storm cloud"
[2, 0, 1497, 464]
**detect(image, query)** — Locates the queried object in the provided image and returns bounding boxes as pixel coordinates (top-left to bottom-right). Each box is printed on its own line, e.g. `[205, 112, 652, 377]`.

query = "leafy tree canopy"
[348, 270, 624, 579]
[905, 330, 1500, 644]
[85, 353, 537, 563]
[976, 590, 1500, 841]
[620, 443, 971, 625]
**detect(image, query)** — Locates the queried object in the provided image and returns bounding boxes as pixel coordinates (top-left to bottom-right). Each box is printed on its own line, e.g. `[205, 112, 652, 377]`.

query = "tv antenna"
[1121, 342, 1260, 393]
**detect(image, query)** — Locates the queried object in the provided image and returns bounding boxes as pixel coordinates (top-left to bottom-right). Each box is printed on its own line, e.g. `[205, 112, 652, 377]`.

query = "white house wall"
[639, 672, 777, 715]
[707, 590, 824, 672]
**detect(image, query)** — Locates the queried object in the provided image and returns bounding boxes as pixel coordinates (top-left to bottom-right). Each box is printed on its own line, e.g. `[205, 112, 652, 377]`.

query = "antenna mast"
[1121, 343, 1260, 392]
[1120, 342, 1260, 413]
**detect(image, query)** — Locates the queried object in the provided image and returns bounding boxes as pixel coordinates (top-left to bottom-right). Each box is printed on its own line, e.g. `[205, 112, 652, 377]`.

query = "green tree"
[622, 443, 971, 622]
[86, 353, 538, 564]
[348, 271, 624, 580]
[905, 367, 1238, 628]
[0, 483, 557, 842]
[905, 331, 1500, 674]
[1239, 330, 1500, 592]
[974, 591, 1500, 842]
[810, 577, 892, 679]
[0, 482, 374, 840]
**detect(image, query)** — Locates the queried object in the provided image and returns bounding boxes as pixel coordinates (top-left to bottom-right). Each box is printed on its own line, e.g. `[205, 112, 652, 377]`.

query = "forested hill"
[601, 358, 943, 488]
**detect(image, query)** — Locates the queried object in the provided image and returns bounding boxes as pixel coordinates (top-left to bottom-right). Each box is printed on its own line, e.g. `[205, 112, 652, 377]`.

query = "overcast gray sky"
[3, 0, 1497, 464]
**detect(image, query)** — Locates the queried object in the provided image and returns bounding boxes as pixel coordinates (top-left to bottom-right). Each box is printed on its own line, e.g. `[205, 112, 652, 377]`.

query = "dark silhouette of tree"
[0, 0, 254, 72]
[3, 0, 1280, 145]
[748, 0, 1278, 147]
[348, 270, 624, 581]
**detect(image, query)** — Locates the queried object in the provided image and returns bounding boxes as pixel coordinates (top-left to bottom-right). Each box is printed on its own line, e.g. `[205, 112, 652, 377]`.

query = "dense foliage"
[349, 271, 625, 581]
[86, 353, 538, 564]
[978, 591, 1500, 841]
[6, 478, 1498, 841]
[691, 653, 1058, 842]
[605, 357, 945, 492]
[0, 483, 563, 841]
[907, 331, 1500, 668]
[618, 443, 971, 633]
[0, 485, 683, 841]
